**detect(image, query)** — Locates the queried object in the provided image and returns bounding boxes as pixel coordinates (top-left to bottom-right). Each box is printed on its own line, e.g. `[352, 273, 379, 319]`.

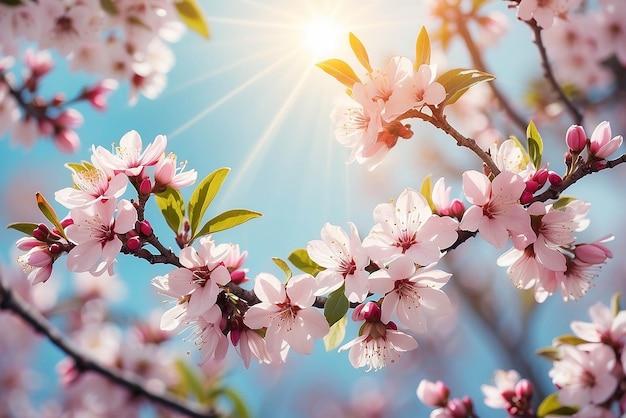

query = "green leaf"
[537, 393, 578, 417]
[288, 248, 324, 276]
[323, 314, 347, 351]
[175, 0, 210, 39]
[552, 196, 576, 210]
[316, 59, 361, 89]
[272, 257, 292, 281]
[7, 222, 39, 237]
[415, 26, 431, 69]
[436, 68, 495, 106]
[527, 120, 544, 169]
[187, 168, 230, 236]
[100, 0, 119, 14]
[324, 286, 349, 327]
[155, 187, 185, 234]
[611, 292, 621, 316]
[349, 33, 372, 73]
[174, 360, 207, 404]
[536, 346, 562, 362]
[553, 334, 588, 346]
[36, 193, 66, 239]
[420, 174, 436, 212]
[192, 209, 262, 241]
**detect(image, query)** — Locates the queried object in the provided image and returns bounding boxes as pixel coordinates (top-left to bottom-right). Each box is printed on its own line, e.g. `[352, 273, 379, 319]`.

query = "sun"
[302, 16, 345, 57]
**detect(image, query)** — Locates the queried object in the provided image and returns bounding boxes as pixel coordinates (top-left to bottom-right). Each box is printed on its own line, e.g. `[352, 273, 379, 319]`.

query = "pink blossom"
[153, 152, 197, 191]
[16, 238, 54, 284]
[362, 56, 413, 118]
[364, 188, 458, 266]
[460, 170, 534, 249]
[481, 369, 534, 415]
[53, 128, 80, 154]
[574, 236, 613, 265]
[517, 0, 582, 29]
[193, 305, 229, 365]
[570, 301, 626, 346]
[549, 344, 618, 407]
[589, 121, 623, 159]
[431, 177, 465, 219]
[243, 273, 329, 356]
[339, 302, 418, 371]
[385, 63, 446, 116]
[81, 79, 118, 111]
[369, 255, 452, 333]
[54, 162, 127, 209]
[65, 199, 137, 276]
[93, 130, 166, 177]
[161, 236, 233, 324]
[497, 246, 555, 301]
[306, 222, 370, 303]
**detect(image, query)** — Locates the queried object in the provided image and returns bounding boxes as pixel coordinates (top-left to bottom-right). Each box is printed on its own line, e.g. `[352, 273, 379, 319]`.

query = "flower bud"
[139, 177, 153, 195]
[520, 190, 533, 205]
[54, 129, 80, 153]
[48, 243, 63, 255]
[417, 379, 450, 407]
[565, 125, 587, 152]
[533, 168, 549, 186]
[515, 379, 533, 400]
[575, 242, 613, 264]
[138, 219, 153, 237]
[589, 121, 623, 159]
[126, 236, 142, 251]
[548, 172, 562, 185]
[449, 199, 465, 220]
[353, 301, 381, 322]
[230, 269, 247, 285]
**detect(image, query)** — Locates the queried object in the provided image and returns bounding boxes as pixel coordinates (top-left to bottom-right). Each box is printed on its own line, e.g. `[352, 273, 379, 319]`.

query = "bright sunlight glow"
[302, 17, 345, 56]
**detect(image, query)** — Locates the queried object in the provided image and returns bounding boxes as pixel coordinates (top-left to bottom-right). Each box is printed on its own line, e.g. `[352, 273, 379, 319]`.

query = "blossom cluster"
[17, 130, 197, 285]
[0, 0, 193, 151]
[418, 299, 626, 417]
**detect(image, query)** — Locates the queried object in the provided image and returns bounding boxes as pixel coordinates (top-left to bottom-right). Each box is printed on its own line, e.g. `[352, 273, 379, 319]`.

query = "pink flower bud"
[51, 93, 65, 107]
[61, 218, 74, 228]
[126, 236, 141, 251]
[548, 172, 562, 185]
[33, 223, 50, 241]
[575, 242, 613, 264]
[139, 177, 153, 195]
[565, 125, 587, 152]
[16, 237, 41, 251]
[230, 327, 241, 346]
[533, 168, 549, 186]
[38, 119, 54, 136]
[525, 180, 539, 194]
[450, 199, 465, 220]
[24, 49, 53, 78]
[230, 269, 247, 285]
[138, 220, 153, 236]
[26, 248, 53, 267]
[54, 109, 83, 129]
[417, 379, 450, 407]
[54, 129, 80, 153]
[520, 190, 533, 204]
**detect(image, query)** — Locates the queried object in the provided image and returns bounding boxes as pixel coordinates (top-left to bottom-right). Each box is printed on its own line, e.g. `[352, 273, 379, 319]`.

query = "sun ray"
[221, 63, 316, 203]
[168, 48, 302, 140]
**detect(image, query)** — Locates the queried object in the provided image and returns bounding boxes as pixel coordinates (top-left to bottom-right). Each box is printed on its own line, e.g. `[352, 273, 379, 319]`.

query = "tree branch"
[0, 275, 217, 418]
[527, 20, 583, 125]
[454, 9, 528, 134]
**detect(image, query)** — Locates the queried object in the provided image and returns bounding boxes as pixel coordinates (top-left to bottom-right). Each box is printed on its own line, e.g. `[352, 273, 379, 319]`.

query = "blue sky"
[1, 1, 625, 417]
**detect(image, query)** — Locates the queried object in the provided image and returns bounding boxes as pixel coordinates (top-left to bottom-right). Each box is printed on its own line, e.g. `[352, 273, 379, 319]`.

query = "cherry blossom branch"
[0, 274, 218, 418]
[453, 9, 528, 133]
[526, 20, 584, 125]
[405, 108, 501, 176]
[531, 153, 626, 203]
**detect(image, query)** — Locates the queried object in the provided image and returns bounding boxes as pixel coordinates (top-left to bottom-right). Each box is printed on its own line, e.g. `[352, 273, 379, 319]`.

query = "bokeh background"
[1, 1, 625, 417]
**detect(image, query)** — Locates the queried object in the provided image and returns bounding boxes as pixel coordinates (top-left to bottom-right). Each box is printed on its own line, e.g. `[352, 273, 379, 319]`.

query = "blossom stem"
[0, 274, 217, 418]
[405, 108, 501, 175]
[526, 20, 583, 125]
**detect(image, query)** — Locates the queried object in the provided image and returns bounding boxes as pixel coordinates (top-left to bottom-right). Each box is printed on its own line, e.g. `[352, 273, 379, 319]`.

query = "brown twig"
[0, 275, 217, 418]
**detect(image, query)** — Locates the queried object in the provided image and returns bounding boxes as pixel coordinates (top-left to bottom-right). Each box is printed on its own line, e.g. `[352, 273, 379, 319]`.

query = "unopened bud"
[565, 125, 587, 152]
[515, 379, 533, 400]
[48, 242, 63, 255]
[450, 199, 465, 220]
[139, 177, 153, 195]
[353, 301, 381, 322]
[126, 236, 141, 251]
[230, 269, 247, 285]
[533, 168, 549, 186]
[417, 379, 450, 407]
[525, 180, 539, 194]
[520, 190, 533, 205]
[33, 224, 50, 241]
[138, 219, 153, 236]
[548, 172, 562, 185]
